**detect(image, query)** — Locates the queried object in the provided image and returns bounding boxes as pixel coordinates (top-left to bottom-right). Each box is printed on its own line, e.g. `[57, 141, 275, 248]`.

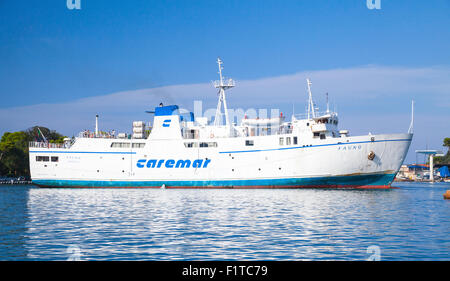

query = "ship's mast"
[213, 58, 235, 128]
[306, 78, 316, 119]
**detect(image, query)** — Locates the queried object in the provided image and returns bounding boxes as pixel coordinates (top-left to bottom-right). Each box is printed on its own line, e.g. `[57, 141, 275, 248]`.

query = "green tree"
[435, 137, 450, 164]
[0, 131, 29, 177]
[0, 127, 66, 178]
[24, 126, 64, 143]
[444, 138, 450, 153]
[0, 158, 7, 176]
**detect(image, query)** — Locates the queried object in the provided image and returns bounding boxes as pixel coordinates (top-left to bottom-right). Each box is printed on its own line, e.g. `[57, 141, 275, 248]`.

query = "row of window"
[313, 132, 327, 139]
[184, 142, 218, 148]
[316, 119, 338, 125]
[111, 142, 146, 148]
[245, 137, 299, 147]
[279, 136, 298, 146]
[36, 156, 58, 162]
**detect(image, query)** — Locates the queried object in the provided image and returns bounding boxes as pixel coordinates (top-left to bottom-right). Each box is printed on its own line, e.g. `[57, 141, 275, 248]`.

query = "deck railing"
[29, 141, 69, 149]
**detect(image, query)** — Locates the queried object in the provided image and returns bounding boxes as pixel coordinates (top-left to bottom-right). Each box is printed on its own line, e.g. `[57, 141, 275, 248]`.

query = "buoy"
[444, 190, 450, 200]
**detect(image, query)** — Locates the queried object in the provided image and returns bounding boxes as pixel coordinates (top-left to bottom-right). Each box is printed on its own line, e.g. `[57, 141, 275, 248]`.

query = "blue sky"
[1, 0, 449, 163]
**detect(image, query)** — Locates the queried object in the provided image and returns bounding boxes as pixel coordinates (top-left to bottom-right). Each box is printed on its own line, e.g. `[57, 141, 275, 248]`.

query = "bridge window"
[286, 137, 291, 145]
[320, 134, 326, 140]
[279, 137, 284, 145]
[293, 137, 298, 145]
[51, 156, 58, 162]
[245, 140, 254, 146]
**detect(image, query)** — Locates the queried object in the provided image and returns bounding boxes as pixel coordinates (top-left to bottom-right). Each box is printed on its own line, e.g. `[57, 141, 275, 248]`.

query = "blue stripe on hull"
[33, 173, 396, 188]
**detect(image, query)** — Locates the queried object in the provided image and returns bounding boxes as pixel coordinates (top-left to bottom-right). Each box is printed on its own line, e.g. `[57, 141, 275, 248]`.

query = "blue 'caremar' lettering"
[136, 159, 146, 168]
[136, 159, 211, 168]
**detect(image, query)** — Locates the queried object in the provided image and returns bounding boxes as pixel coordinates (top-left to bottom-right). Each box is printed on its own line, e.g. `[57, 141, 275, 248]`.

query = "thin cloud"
[1, 65, 449, 163]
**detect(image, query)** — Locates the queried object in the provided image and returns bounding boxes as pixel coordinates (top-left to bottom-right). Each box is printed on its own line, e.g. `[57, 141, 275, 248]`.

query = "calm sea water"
[0, 182, 449, 261]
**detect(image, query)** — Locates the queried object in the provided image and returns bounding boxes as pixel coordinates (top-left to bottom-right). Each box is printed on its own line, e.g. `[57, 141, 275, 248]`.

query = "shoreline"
[0, 180, 32, 185]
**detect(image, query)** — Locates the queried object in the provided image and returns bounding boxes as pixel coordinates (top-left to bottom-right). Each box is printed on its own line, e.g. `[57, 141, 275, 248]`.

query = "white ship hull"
[29, 133, 412, 189]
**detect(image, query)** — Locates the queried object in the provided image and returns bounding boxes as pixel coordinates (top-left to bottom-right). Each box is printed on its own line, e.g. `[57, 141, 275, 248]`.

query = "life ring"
[368, 151, 375, 160]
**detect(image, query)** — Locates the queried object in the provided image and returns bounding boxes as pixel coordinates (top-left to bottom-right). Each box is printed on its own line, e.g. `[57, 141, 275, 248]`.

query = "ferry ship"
[29, 58, 413, 188]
